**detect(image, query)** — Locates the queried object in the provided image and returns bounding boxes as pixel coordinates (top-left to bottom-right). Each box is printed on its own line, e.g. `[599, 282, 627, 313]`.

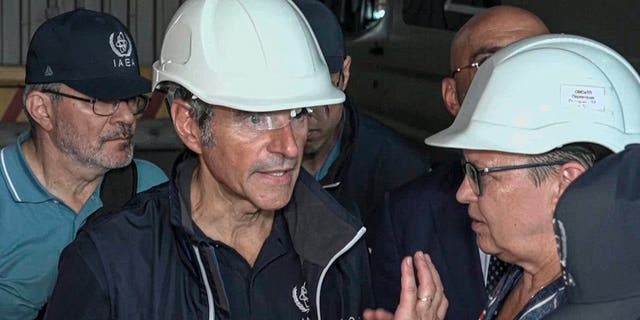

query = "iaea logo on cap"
[109, 32, 132, 57]
[109, 32, 136, 68]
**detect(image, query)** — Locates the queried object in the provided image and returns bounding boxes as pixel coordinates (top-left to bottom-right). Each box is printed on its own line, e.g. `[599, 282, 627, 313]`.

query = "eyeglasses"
[462, 160, 565, 196]
[450, 53, 496, 78]
[450, 61, 481, 78]
[235, 108, 312, 132]
[41, 89, 149, 116]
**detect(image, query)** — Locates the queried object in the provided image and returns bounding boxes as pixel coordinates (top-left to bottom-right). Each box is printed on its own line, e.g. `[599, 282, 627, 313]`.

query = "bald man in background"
[369, 6, 549, 319]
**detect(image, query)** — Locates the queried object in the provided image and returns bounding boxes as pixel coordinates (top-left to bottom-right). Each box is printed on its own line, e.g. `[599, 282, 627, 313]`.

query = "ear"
[24, 91, 55, 131]
[442, 77, 461, 116]
[340, 55, 352, 91]
[170, 99, 204, 155]
[553, 161, 588, 205]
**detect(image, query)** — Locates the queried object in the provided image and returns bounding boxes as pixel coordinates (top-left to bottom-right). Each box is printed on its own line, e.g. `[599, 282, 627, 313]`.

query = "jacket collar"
[168, 151, 200, 241]
[282, 169, 363, 267]
[320, 97, 359, 187]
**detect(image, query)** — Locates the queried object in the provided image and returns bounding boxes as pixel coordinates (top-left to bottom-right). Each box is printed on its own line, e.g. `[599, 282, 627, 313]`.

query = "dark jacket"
[547, 144, 640, 319]
[45, 155, 373, 320]
[320, 100, 429, 228]
[369, 161, 486, 319]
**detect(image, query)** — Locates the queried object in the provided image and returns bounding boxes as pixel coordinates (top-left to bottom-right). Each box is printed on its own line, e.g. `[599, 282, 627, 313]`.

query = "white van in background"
[327, 0, 640, 145]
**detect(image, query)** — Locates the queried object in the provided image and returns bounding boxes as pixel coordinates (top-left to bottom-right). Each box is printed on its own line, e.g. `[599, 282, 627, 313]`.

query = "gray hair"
[526, 143, 611, 186]
[22, 83, 63, 133]
[164, 84, 215, 147]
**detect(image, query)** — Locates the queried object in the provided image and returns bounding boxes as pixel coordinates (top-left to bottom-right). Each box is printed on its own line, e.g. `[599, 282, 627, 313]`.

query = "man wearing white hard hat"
[408, 34, 640, 319]
[368, 7, 549, 320]
[43, 0, 391, 319]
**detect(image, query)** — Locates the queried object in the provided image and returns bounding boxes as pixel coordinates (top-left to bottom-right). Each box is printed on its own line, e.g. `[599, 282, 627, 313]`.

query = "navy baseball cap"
[295, 0, 345, 74]
[26, 9, 150, 101]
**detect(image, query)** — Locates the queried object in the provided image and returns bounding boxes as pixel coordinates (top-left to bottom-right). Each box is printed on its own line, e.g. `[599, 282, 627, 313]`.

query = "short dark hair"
[165, 84, 215, 147]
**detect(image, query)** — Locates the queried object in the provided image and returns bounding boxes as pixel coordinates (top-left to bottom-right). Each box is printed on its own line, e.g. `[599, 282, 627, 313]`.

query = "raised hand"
[364, 251, 448, 320]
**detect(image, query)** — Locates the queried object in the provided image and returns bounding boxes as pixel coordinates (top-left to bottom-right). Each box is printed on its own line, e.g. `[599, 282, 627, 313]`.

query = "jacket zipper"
[315, 226, 366, 320]
[193, 245, 215, 320]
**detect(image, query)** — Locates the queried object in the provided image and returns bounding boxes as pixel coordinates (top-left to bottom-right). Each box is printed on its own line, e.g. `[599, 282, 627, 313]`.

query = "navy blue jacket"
[320, 101, 429, 229]
[45, 155, 373, 320]
[369, 161, 486, 320]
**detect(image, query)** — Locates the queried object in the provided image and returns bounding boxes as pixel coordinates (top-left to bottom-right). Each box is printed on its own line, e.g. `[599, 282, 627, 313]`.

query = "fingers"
[362, 308, 395, 320]
[395, 256, 418, 319]
[363, 308, 374, 320]
[424, 253, 448, 320]
[425, 254, 443, 293]
[394, 252, 449, 320]
[437, 296, 449, 320]
[414, 252, 436, 317]
[422, 254, 443, 313]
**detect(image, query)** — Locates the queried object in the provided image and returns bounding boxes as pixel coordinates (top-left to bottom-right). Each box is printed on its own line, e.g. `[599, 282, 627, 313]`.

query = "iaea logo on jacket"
[292, 282, 310, 313]
[109, 32, 136, 68]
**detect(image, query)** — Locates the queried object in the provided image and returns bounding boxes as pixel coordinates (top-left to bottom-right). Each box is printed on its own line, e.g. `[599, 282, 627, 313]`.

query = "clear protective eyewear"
[237, 107, 314, 131]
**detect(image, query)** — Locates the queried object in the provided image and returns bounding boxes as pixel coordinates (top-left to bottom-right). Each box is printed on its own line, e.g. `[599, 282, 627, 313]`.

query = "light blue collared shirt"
[0, 131, 168, 320]
[313, 109, 346, 181]
[314, 135, 342, 181]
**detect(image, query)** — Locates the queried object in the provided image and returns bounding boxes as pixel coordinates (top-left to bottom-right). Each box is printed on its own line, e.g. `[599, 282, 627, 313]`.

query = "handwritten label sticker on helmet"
[561, 84, 605, 112]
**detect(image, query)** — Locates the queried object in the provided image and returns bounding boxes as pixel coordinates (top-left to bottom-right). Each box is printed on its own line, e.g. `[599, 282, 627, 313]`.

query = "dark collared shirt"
[198, 213, 308, 319]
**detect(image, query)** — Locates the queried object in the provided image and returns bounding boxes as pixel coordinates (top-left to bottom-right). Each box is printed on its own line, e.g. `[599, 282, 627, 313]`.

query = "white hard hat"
[425, 34, 640, 154]
[152, 0, 344, 112]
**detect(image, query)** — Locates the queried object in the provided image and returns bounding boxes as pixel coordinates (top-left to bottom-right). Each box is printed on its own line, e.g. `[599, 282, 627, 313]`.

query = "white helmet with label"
[152, 0, 344, 112]
[425, 34, 640, 154]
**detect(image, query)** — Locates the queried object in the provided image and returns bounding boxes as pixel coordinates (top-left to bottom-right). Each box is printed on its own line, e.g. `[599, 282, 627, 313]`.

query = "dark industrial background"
[2, 0, 639, 173]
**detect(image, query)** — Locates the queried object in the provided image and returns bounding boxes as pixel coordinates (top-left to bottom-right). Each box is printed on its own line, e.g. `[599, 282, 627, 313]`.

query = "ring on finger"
[417, 296, 433, 304]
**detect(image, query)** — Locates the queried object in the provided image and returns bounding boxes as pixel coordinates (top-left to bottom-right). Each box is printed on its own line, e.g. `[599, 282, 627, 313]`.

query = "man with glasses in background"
[296, 0, 429, 229]
[421, 31, 640, 319]
[369, 6, 549, 319]
[0, 9, 167, 319]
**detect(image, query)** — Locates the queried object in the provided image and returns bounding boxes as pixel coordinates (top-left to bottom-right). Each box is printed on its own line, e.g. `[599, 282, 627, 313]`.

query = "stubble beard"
[55, 122, 135, 170]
